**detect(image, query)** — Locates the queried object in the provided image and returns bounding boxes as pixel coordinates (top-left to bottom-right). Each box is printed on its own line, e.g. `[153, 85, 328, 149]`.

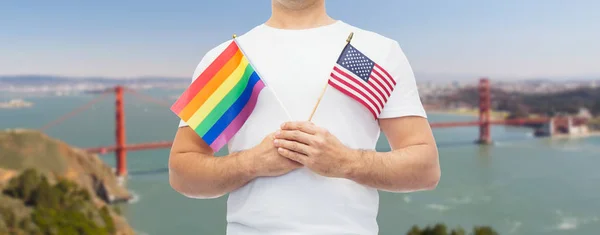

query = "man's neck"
[266, 1, 336, 30]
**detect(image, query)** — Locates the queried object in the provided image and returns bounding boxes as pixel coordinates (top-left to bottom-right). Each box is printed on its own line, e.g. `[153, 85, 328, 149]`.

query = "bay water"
[1, 89, 599, 235]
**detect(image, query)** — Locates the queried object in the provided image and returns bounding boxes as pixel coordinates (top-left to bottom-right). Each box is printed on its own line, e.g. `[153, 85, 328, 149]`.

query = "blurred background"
[1, 1, 599, 234]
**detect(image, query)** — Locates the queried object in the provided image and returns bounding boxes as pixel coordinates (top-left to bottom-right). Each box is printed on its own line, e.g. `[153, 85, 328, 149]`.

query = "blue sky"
[1, 0, 599, 81]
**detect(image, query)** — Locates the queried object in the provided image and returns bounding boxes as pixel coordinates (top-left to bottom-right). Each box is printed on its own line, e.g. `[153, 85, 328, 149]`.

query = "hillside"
[0, 129, 131, 202]
[0, 129, 134, 234]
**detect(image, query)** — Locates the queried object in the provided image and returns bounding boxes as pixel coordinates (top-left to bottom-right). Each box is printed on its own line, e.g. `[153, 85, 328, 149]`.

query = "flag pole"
[232, 34, 293, 120]
[307, 32, 354, 122]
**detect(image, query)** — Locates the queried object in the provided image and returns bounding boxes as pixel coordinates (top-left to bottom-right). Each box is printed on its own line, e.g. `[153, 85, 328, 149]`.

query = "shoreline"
[427, 110, 477, 117]
[427, 109, 600, 140]
[550, 131, 600, 140]
[426, 109, 509, 120]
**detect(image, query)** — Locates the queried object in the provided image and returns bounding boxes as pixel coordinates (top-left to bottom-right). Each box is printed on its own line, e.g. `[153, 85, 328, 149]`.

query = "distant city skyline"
[2, 0, 599, 80]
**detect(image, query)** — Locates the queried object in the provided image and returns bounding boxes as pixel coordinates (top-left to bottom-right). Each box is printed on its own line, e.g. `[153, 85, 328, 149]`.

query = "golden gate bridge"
[37, 78, 551, 178]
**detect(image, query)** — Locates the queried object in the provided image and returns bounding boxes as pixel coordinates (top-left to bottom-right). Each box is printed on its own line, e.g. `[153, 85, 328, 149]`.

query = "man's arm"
[169, 127, 302, 198]
[345, 39, 440, 192]
[168, 40, 265, 198]
[347, 116, 440, 192]
[168, 127, 258, 198]
[273, 118, 440, 192]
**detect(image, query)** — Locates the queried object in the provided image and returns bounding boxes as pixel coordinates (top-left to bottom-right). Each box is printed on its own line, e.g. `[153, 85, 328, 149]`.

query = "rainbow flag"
[170, 40, 266, 152]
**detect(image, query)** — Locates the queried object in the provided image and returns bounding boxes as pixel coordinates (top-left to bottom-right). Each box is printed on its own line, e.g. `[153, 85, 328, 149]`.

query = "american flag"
[328, 43, 397, 119]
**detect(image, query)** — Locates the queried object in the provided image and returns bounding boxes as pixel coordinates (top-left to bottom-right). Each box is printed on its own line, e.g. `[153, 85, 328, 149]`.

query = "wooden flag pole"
[307, 32, 354, 122]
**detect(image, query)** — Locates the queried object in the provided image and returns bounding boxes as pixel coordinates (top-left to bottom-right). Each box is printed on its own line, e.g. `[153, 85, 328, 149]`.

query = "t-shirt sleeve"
[378, 41, 427, 119]
[177, 40, 233, 128]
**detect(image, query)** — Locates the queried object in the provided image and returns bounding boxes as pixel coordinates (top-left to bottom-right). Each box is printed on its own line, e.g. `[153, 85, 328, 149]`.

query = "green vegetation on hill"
[406, 223, 498, 235]
[0, 129, 133, 234]
[448, 87, 600, 117]
[0, 169, 117, 235]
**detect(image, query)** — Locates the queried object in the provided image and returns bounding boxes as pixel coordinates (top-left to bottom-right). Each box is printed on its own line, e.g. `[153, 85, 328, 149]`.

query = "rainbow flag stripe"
[171, 40, 265, 152]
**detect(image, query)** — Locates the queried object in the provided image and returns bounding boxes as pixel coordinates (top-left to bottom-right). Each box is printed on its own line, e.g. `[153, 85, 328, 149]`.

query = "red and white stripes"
[328, 63, 396, 119]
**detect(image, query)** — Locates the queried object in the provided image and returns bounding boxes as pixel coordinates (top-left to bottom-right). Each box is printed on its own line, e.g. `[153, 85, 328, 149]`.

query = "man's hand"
[249, 132, 304, 177]
[273, 121, 359, 178]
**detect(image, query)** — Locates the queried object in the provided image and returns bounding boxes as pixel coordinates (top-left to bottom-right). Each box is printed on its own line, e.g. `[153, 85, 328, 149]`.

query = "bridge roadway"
[84, 118, 550, 154]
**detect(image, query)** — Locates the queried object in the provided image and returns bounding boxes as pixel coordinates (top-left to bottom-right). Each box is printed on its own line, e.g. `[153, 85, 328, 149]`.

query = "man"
[168, 0, 440, 234]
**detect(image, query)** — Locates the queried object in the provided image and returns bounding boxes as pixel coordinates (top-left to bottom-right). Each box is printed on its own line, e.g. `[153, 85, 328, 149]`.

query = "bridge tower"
[477, 78, 492, 144]
[115, 86, 127, 179]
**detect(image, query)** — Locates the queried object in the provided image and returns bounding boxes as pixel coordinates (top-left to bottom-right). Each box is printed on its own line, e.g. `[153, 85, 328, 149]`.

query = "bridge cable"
[39, 91, 111, 132]
[123, 88, 172, 108]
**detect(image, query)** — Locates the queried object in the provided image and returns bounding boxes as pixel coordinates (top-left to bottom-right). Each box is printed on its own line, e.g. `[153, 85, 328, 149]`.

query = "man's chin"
[273, 0, 320, 10]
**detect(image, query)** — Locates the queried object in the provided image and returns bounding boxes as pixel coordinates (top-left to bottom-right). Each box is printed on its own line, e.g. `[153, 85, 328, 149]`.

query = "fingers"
[281, 121, 318, 135]
[274, 139, 310, 155]
[277, 147, 309, 165]
[275, 130, 312, 145]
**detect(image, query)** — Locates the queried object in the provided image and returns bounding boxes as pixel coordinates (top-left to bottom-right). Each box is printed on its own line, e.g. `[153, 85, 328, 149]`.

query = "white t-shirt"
[179, 20, 426, 235]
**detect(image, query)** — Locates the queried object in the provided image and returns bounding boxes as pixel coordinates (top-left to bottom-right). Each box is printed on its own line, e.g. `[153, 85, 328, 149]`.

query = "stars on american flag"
[339, 46, 376, 82]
